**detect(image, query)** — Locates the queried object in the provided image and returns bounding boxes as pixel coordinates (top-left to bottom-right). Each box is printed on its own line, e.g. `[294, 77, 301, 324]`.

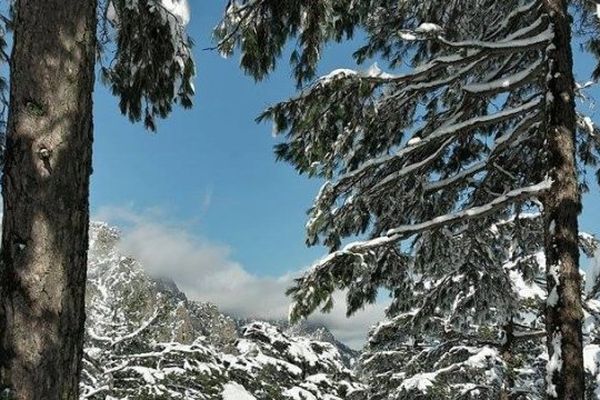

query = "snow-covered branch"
[317, 98, 543, 204]
[464, 59, 545, 95]
[291, 179, 552, 322]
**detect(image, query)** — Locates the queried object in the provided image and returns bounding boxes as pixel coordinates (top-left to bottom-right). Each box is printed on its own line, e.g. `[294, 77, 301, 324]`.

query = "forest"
[1, 0, 600, 399]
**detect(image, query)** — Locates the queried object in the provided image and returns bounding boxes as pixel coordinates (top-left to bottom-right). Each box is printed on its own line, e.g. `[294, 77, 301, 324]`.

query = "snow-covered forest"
[1, 0, 600, 399]
[77, 221, 600, 399]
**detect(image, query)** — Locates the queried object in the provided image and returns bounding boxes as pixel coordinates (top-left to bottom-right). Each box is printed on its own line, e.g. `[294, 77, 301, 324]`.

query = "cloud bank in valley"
[95, 206, 387, 348]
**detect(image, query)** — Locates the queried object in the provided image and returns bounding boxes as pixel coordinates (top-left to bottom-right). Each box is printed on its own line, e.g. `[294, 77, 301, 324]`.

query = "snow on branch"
[290, 179, 552, 321]
[438, 18, 552, 50]
[484, 0, 543, 40]
[318, 98, 543, 202]
[423, 113, 543, 193]
[390, 3, 548, 52]
[339, 178, 549, 256]
[398, 347, 500, 395]
[578, 113, 600, 141]
[306, 18, 548, 93]
[367, 137, 455, 193]
[318, 23, 549, 88]
[464, 59, 545, 95]
[364, 112, 543, 198]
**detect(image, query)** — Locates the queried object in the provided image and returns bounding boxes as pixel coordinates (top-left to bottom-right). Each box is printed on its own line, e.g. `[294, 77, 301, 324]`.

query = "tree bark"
[542, 1, 584, 399]
[0, 0, 96, 399]
[499, 320, 514, 400]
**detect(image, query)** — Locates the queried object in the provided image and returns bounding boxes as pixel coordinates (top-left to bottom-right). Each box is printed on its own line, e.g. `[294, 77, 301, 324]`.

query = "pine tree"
[355, 217, 600, 399]
[0, 1, 193, 399]
[358, 215, 545, 400]
[215, 0, 600, 398]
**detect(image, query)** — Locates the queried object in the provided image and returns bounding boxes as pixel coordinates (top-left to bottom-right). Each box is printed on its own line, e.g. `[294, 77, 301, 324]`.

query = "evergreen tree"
[0, 1, 193, 399]
[355, 217, 600, 399]
[216, 0, 600, 398]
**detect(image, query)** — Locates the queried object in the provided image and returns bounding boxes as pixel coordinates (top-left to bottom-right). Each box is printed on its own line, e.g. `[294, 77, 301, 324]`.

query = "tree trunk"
[0, 0, 96, 399]
[499, 320, 514, 400]
[542, 1, 584, 399]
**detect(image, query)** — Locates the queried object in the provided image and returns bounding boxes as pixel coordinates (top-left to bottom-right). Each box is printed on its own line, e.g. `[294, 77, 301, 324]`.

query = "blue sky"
[91, 1, 358, 277]
[91, 1, 390, 346]
[90, 1, 600, 346]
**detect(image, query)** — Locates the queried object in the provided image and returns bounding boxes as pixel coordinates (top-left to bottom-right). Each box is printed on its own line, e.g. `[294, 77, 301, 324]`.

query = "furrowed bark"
[543, 0, 584, 398]
[0, 0, 97, 399]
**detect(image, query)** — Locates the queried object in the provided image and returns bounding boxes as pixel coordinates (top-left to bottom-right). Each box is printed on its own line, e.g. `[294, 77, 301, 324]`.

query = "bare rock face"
[81, 223, 362, 399]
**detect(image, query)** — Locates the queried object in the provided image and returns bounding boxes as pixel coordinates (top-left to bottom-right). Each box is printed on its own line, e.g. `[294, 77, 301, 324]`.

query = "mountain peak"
[82, 222, 362, 399]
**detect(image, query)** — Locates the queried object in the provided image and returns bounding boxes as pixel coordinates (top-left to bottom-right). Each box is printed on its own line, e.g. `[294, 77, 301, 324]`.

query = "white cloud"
[95, 206, 386, 349]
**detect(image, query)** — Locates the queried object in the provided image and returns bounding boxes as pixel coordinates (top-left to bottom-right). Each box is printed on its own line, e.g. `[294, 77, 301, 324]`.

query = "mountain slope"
[81, 223, 363, 399]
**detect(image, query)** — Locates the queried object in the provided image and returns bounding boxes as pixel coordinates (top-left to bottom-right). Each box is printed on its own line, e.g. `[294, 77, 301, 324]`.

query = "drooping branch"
[290, 178, 552, 321]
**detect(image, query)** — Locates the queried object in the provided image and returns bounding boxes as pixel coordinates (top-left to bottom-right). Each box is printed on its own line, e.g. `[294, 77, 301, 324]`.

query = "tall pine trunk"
[543, 0, 584, 398]
[0, 0, 96, 399]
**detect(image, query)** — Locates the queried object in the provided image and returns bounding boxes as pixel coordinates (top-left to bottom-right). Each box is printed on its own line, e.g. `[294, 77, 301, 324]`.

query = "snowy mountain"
[80, 222, 363, 399]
